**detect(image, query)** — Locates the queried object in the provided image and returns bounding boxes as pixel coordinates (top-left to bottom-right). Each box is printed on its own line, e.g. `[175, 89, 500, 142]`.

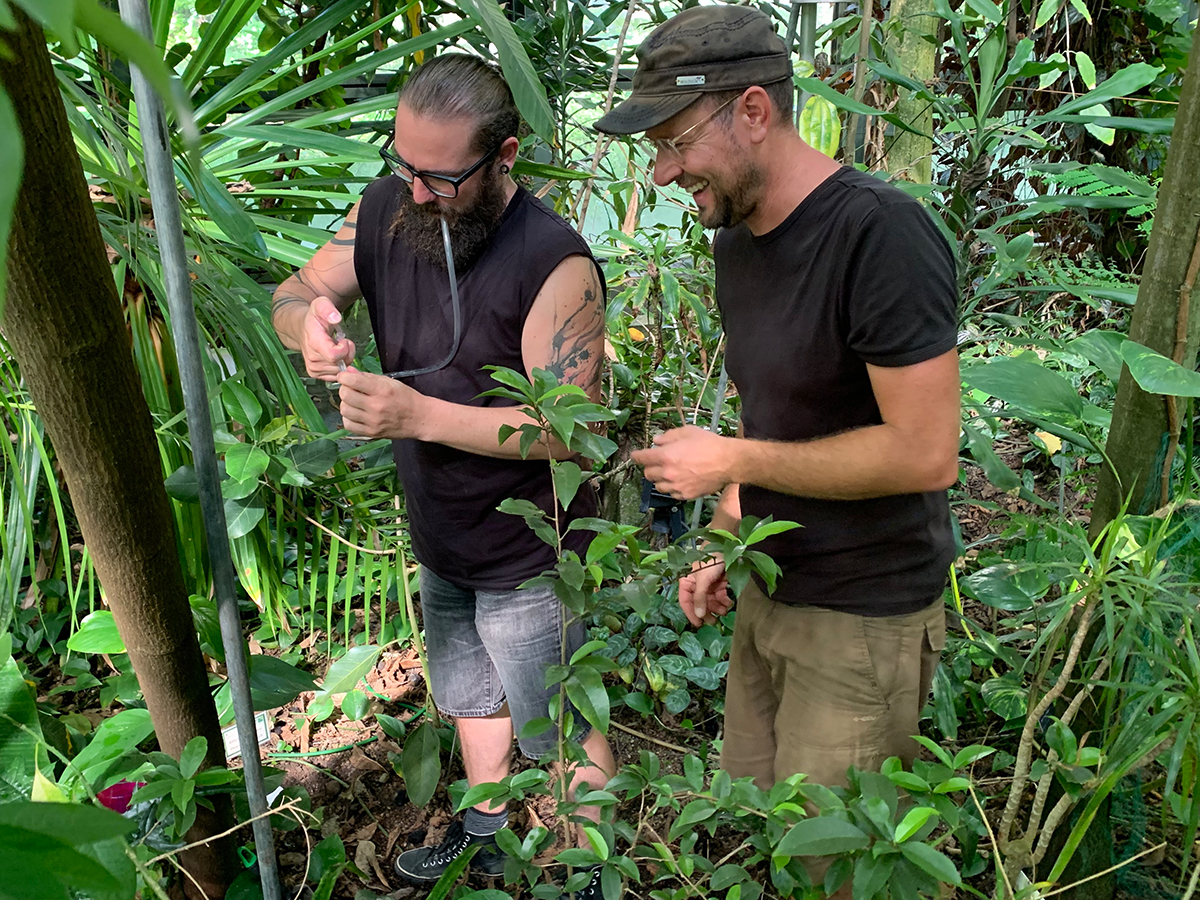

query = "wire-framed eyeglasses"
[379, 135, 500, 198]
[644, 95, 740, 160]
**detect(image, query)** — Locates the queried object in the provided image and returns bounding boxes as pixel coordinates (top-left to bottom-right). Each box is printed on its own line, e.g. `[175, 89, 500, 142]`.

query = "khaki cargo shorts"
[721, 578, 946, 790]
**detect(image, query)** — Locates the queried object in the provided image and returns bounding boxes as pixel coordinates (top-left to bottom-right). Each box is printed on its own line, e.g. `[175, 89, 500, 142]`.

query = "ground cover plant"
[1, 0, 1199, 899]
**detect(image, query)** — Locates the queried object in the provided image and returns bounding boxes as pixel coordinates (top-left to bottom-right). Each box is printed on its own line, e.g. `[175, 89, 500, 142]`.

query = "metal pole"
[690, 364, 730, 534]
[797, 3, 818, 113]
[116, 3, 282, 898]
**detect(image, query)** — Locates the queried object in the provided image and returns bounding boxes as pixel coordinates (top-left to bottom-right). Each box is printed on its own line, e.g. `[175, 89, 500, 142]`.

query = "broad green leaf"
[744, 519, 802, 545]
[178, 161, 266, 258]
[963, 421, 1020, 492]
[376, 713, 407, 741]
[321, 645, 381, 695]
[178, 736, 207, 780]
[566, 666, 610, 733]
[795, 78, 925, 137]
[1046, 63, 1163, 118]
[962, 357, 1083, 420]
[895, 806, 938, 842]
[0, 87, 23, 319]
[1035, 0, 1064, 29]
[341, 690, 370, 721]
[401, 722, 441, 807]
[60, 709, 154, 794]
[163, 465, 200, 502]
[1121, 341, 1200, 397]
[1075, 51, 1097, 89]
[287, 438, 338, 477]
[179, 0, 263, 91]
[0, 821, 124, 900]
[67, 611, 126, 654]
[967, 0, 1003, 22]
[224, 495, 264, 540]
[899, 841, 960, 884]
[960, 564, 1049, 610]
[0, 800, 135, 844]
[981, 675, 1028, 720]
[221, 381, 263, 429]
[1067, 330, 1128, 384]
[552, 461, 584, 511]
[224, 443, 270, 483]
[776, 817, 870, 856]
[457, 0, 556, 143]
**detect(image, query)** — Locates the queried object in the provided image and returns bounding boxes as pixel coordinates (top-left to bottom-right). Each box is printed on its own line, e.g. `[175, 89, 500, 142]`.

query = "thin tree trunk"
[885, 0, 936, 183]
[1091, 22, 1200, 537]
[0, 9, 238, 898]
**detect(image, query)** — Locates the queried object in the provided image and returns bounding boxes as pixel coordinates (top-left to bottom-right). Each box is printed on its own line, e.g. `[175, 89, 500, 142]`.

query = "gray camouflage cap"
[595, 5, 792, 135]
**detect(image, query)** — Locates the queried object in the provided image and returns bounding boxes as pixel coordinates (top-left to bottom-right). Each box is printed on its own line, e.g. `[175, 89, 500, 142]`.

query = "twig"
[146, 797, 309, 865]
[999, 597, 1098, 846]
[688, 333, 726, 426]
[969, 783, 1016, 900]
[575, 0, 638, 229]
[1038, 842, 1168, 898]
[611, 720, 690, 754]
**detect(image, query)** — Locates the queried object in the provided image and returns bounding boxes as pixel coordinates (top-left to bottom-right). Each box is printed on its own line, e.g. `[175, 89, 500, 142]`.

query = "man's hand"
[302, 297, 355, 381]
[632, 425, 735, 500]
[680, 555, 732, 627]
[337, 368, 429, 440]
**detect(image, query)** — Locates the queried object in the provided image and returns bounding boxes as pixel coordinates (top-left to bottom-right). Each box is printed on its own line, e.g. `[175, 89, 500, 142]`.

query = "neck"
[743, 133, 842, 235]
[502, 175, 518, 205]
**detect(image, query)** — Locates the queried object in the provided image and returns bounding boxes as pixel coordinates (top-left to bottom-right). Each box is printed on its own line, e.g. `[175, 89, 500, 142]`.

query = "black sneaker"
[560, 866, 610, 899]
[392, 819, 505, 883]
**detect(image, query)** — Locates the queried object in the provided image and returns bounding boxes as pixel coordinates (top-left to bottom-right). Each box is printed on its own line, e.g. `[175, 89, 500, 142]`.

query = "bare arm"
[336, 254, 607, 459]
[271, 201, 362, 377]
[635, 350, 961, 500]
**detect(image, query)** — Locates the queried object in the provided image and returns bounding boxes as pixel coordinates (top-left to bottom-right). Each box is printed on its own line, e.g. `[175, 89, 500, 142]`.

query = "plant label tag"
[222, 711, 272, 760]
[676, 75, 706, 86]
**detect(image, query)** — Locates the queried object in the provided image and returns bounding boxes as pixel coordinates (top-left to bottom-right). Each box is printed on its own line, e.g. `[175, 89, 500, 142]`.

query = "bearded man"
[604, 2, 959, 833]
[271, 53, 615, 899]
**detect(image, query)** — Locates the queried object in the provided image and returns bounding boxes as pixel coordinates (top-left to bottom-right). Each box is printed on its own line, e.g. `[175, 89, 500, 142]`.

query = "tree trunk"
[1091, 22, 1200, 538]
[0, 10, 239, 898]
[886, 0, 937, 183]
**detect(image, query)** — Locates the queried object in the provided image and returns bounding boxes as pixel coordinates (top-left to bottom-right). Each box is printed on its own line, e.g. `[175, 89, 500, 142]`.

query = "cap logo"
[675, 74, 706, 86]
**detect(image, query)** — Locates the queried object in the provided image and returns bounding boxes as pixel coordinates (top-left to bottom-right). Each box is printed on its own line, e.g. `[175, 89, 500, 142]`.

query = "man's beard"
[392, 167, 509, 271]
[698, 156, 766, 230]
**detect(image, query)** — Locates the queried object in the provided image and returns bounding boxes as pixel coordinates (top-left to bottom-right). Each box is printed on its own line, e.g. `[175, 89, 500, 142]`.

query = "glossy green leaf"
[60, 709, 154, 795]
[981, 675, 1028, 720]
[1045, 63, 1163, 118]
[67, 611, 126, 654]
[224, 443, 270, 483]
[960, 564, 1049, 610]
[321, 644, 381, 695]
[178, 736, 207, 780]
[340, 690, 370, 721]
[776, 817, 870, 856]
[566, 666, 610, 733]
[895, 806, 938, 842]
[552, 461, 584, 511]
[224, 495, 265, 540]
[962, 357, 1083, 420]
[401, 722, 442, 807]
[1067, 330, 1128, 384]
[899, 841, 960, 884]
[1121, 341, 1200, 397]
[222, 381, 264, 429]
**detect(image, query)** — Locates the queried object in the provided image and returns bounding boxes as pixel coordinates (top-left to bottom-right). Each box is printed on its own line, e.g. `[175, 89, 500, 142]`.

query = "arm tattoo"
[329, 220, 357, 247]
[545, 272, 604, 391]
[271, 294, 308, 320]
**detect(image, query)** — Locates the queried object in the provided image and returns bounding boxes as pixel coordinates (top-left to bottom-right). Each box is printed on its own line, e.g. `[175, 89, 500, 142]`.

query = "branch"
[999, 597, 1098, 846]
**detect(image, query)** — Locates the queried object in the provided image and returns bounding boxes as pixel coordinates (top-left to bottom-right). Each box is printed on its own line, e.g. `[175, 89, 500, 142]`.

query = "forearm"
[418, 396, 575, 461]
[271, 274, 319, 350]
[710, 483, 741, 532]
[729, 423, 958, 500]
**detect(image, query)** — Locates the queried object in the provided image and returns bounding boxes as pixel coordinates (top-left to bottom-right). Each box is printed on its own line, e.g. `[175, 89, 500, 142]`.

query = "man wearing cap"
[610, 5, 959, 815]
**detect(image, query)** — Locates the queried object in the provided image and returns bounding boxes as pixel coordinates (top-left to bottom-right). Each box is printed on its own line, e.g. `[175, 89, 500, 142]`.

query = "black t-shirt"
[714, 167, 958, 616]
[354, 177, 604, 589]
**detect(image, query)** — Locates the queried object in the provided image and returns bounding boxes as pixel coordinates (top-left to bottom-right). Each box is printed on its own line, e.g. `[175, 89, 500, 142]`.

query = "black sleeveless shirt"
[353, 176, 603, 590]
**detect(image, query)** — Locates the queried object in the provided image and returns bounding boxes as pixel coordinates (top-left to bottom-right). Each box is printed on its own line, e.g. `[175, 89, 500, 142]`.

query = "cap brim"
[594, 91, 701, 135]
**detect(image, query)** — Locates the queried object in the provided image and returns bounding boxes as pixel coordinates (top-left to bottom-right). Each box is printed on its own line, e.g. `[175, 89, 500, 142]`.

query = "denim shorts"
[418, 566, 590, 759]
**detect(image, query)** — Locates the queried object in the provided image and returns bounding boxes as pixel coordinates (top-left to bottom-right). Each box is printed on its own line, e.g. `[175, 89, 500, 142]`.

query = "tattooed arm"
[271, 201, 362, 380]
[336, 254, 606, 460]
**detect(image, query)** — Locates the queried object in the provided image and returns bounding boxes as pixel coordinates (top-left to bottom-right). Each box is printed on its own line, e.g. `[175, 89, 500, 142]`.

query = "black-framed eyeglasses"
[379, 135, 500, 198]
